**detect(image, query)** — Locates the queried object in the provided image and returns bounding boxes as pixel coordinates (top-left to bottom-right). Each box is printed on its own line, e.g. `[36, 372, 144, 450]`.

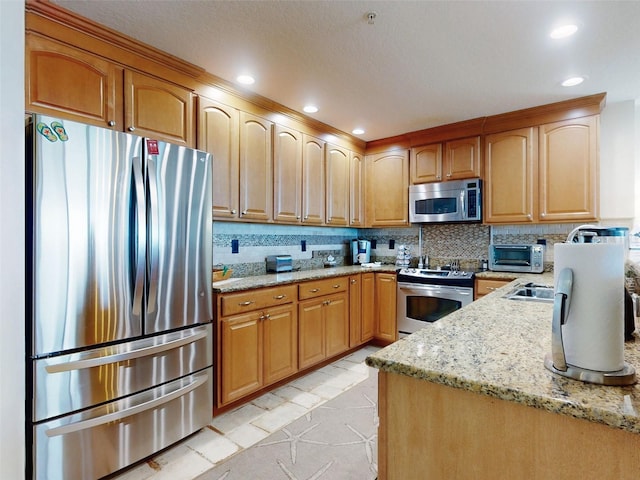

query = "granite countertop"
[366, 273, 640, 435]
[212, 264, 398, 293]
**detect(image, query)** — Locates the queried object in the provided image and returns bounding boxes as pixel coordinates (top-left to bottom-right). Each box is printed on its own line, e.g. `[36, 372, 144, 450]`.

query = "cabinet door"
[324, 293, 349, 358]
[26, 34, 123, 129]
[220, 312, 262, 405]
[350, 151, 365, 226]
[411, 143, 443, 183]
[302, 134, 325, 224]
[298, 300, 325, 369]
[361, 272, 376, 342]
[124, 70, 194, 146]
[538, 116, 599, 222]
[239, 112, 273, 222]
[198, 97, 239, 219]
[273, 125, 303, 223]
[263, 304, 298, 385]
[445, 136, 481, 180]
[326, 144, 350, 226]
[349, 275, 362, 347]
[484, 128, 537, 224]
[375, 273, 397, 342]
[365, 150, 409, 227]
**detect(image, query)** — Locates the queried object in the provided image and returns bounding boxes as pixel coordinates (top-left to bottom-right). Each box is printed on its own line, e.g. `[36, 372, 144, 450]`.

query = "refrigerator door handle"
[45, 373, 208, 437]
[44, 328, 208, 374]
[147, 155, 160, 314]
[132, 156, 146, 316]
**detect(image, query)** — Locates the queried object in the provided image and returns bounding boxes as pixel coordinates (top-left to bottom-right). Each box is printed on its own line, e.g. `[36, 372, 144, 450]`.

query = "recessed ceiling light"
[550, 24, 578, 39]
[303, 105, 318, 113]
[352, 128, 365, 135]
[561, 76, 585, 87]
[236, 75, 255, 85]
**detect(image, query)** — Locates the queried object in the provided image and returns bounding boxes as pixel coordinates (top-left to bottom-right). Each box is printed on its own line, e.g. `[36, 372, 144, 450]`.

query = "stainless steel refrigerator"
[26, 115, 213, 479]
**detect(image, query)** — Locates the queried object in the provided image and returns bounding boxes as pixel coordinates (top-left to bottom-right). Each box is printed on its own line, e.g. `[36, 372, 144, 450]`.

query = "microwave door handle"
[460, 191, 466, 218]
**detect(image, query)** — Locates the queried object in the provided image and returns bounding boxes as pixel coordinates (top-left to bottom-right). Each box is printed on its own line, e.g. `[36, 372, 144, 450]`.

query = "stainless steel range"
[397, 267, 475, 337]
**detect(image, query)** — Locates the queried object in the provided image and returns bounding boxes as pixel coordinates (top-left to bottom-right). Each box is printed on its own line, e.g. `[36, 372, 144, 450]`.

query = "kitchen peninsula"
[366, 275, 640, 480]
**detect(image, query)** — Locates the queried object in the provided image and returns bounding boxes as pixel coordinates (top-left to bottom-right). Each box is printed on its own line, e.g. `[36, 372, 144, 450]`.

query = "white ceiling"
[52, 0, 640, 142]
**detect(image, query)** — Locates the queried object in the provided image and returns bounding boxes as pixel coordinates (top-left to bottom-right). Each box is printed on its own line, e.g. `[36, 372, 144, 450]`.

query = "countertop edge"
[365, 355, 640, 435]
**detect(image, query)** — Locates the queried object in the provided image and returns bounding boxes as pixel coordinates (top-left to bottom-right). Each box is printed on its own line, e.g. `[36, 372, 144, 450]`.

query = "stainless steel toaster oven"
[489, 244, 545, 273]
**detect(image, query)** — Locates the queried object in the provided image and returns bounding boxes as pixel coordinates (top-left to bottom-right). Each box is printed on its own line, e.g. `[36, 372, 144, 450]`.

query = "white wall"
[599, 100, 637, 226]
[0, 1, 25, 478]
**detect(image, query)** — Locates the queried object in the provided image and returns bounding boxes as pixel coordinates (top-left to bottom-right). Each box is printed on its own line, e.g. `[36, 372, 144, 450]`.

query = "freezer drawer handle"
[45, 373, 208, 437]
[45, 329, 208, 374]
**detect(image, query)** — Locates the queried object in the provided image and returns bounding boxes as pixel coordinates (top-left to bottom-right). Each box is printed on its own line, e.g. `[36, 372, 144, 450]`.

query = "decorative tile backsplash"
[212, 221, 608, 277]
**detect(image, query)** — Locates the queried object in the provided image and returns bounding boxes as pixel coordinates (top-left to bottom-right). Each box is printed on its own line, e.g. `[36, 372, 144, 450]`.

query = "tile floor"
[111, 345, 381, 480]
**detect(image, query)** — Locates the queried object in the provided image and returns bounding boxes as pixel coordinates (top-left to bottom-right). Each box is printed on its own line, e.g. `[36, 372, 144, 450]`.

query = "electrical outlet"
[231, 239, 239, 254]
[389, 239, 395, 249]
[301, 240, 307, 251]
[371, 239, 377, 249]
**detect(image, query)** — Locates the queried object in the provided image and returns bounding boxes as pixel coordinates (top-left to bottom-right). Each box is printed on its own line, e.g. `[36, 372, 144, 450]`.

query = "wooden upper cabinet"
[365, 150, 409, 227]
[350, 151, 365, 226]
[484, 117, 599, 224]
[326, 144, 350, 226]
[411, 137, 479, 184]
[198, 97, 239, 219]
[26, 34, 123, 129]
[239, 112, 273, 222]
[302, 134, 325, 224]
[445, 136, 481, 180]
[411, 143, 443, 183]
[124, 70, 194, 146]
[273, 125, 303, 223]
[538, 116, 599, 222]
[484, 127, 538, 224]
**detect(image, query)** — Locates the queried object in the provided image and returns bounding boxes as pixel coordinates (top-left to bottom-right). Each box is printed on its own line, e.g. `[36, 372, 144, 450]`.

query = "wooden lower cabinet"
[298, 291, 349, 369]
[219, 303, 297, 406]
[375, 273, 397, 342]
[216, 273, 395, 409]
[474, 278, 511, 300]
[349, 273, 375, 347]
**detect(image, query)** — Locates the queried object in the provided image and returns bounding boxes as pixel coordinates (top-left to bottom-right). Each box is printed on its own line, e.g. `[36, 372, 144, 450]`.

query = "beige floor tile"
[210, 402, 265, 434]
[250, 401, 308, 432]
[250, 391, 286, 410]
[185, 428, 239, 464]
[226, 422, 271, 449]
[273, 386, 323, 409]
[144, 443, 213, 480]
[309, 382, 343, 400]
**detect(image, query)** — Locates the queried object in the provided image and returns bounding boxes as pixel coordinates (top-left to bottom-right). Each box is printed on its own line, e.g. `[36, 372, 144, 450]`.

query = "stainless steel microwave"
[409, 178, 482, 223]
[489, 244, 545, 273]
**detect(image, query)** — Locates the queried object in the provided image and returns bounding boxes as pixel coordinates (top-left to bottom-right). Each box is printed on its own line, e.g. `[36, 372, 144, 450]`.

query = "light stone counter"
[366, 274, 640, 436]
[212, 264, 397, 293]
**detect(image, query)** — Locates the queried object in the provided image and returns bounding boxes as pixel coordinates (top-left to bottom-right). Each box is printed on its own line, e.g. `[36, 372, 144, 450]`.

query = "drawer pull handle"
[273, 295, 286, 300]
[332, 284, 340, 289]
[309, 288, 320, 293]
[238, 301, 255, 306]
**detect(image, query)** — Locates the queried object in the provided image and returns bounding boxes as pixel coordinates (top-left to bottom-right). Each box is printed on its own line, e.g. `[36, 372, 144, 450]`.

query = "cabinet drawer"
[475, 279, 510, 296]
[298, 277, 348, 300]
[221, 285, 296, 317]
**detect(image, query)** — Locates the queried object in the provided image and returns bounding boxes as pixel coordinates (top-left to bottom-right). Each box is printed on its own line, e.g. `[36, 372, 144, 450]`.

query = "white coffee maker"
[351, 239, 371, 264]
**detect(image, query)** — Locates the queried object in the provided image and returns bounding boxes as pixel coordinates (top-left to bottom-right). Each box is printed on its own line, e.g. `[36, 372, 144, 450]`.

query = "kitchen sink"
[503, 282, 555, 303]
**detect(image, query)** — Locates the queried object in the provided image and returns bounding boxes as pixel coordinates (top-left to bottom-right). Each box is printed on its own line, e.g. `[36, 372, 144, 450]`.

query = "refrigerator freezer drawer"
[33, 324, 212, 422]
[33, 367, 213, 480]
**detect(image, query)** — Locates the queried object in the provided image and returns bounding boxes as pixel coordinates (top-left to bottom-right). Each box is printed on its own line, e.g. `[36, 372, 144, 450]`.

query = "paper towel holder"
[544, 267, 636, 386]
